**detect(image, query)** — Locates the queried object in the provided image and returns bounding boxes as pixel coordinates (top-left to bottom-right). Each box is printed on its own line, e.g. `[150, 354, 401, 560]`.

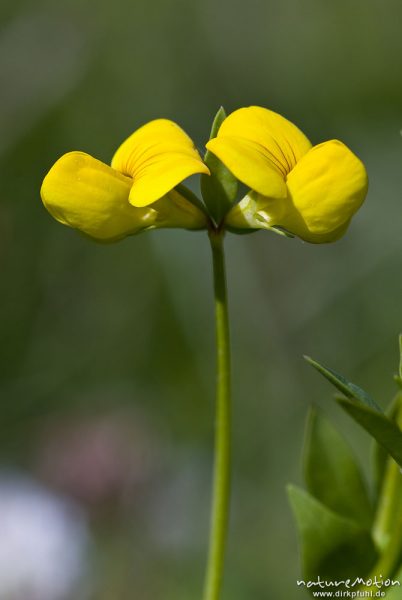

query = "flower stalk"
[203, 229, 232, 600]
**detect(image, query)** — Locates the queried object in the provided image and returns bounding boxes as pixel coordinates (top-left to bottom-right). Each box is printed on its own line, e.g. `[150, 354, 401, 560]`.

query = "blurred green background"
[1, 0, 402, 598]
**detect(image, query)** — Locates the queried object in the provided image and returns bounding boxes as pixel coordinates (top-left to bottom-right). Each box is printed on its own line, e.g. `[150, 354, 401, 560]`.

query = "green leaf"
[201, 107, 238, 225]
[304, 355, 382, 413]
[304, 407, 372, 527]
[337, 396, 402, 468]
[208, 106, 226, 140]
[288, 485, 377, 586]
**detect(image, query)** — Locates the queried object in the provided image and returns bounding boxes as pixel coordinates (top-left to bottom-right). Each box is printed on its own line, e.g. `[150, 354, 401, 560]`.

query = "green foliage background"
[1, 0, 402, 598]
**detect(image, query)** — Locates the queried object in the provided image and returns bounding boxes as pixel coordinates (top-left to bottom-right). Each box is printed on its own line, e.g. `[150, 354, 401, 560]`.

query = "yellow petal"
[111, 119, 210, 207]
[41, 152, 155, 242]
[206, 135, 287, 199]
[284, 140, 368, 239]
[206, 105, 312, 190]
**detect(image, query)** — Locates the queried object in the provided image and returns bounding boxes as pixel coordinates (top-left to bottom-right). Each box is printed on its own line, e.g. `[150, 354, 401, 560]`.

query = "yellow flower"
[206, 106, 368, 243]
[41, 119, 210, 242]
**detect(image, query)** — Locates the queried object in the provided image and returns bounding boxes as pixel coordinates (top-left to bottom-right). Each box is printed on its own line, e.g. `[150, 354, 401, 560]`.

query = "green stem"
[373, 457, 402, 552]
[362, 394, 402, 593]
[373, 393, 402, 553]
[203, 229, 232, 600]
[365, 470, 402, 592]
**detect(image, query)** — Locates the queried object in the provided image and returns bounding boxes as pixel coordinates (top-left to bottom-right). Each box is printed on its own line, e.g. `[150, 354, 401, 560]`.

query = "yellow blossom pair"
[41, 106, 368, 243]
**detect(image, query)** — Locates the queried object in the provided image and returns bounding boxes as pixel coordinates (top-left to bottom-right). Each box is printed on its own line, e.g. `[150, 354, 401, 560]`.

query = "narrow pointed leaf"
[208, 106, 227, 140]
[337, 397, 402, 468]
[201, 107, 238, 224]
[304, 355, 382, 413]
[288, 485, 377, 585]
[304, 407, 372, 527]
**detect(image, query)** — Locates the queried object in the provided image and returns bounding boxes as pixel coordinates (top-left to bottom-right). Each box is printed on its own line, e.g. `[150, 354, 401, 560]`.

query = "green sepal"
[253, 213, 295, 238]
[225, 225, 260, 236]
[174, 183, 209, 216]
[201, 107, 238, 225]
[267, 225, 295, 239]
[336, 396, 402, 468]
[288, 485, 377, 586]
[304, 355, 382, 413]
[304, 407, 373, 528]
[225, 224, 294, 237]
